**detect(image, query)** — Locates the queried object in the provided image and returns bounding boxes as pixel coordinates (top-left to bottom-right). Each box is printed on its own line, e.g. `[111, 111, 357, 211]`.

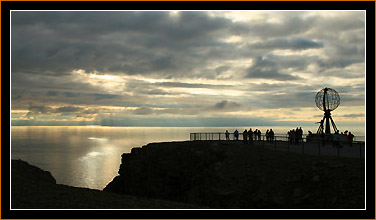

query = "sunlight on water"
[88, 137, 108, 141]
[11, 126, 365, 190]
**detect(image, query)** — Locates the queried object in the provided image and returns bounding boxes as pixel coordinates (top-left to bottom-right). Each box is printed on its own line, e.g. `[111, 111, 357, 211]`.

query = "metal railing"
[189, 132, 365, 158]
[190, 132, 365, 142]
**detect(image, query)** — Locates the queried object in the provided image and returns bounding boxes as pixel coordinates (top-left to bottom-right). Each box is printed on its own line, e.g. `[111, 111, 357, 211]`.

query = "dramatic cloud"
[54, 106, 83, 113]
[11, 11, 366, 128]
[249, 38, 324, 51]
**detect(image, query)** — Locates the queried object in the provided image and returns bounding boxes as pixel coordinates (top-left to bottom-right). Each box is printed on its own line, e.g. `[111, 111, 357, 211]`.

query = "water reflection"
[88, 137, 108, 141]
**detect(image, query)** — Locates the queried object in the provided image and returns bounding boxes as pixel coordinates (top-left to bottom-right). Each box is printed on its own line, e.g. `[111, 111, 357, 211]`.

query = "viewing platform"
[190, 132, 365, 158]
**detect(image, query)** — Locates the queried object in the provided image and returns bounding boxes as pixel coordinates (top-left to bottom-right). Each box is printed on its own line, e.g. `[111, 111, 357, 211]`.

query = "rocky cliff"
[104, 141, 365, 209]
[11, 159, 203, 209]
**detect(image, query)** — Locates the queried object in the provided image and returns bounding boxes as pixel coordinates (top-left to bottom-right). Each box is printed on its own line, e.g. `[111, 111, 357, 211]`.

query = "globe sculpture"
[315, 88, 340, 134]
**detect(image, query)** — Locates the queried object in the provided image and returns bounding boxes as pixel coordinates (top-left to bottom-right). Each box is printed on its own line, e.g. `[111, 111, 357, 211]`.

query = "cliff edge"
[104, 141, 365, 209]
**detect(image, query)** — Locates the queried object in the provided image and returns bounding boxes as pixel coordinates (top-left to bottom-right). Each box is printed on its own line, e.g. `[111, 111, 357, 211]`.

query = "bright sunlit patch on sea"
[79, 145, 117, 161]
[80, 151, 105, 160]
[88, 137, 108, 141]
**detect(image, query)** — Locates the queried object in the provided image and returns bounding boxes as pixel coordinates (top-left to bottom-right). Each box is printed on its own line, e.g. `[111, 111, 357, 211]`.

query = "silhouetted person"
[288, 129, 294, 144]
[225, 130, 230, 141]
[347, 132, 354, 147]
[234, 129, 239, 141]
[307, 130, 313, 143]
[248, 128, 253, 145]
[333, 131, 339, 148]
[253, 129, 258, 141]
[269, 129, 274, 142]
[295, 127, 299, 144]
[243, 129, 248, 144]
[257, 129, 261, 141]
[291, 129, 296, 144]
[266, 129, 270, 142]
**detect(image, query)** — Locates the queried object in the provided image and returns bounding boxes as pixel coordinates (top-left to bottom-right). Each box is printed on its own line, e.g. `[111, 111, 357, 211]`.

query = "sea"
[10, 126, 366, 190]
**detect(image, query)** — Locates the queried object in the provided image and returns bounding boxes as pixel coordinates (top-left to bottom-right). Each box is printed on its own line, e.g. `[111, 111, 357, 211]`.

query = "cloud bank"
[11, 11, 366, 128]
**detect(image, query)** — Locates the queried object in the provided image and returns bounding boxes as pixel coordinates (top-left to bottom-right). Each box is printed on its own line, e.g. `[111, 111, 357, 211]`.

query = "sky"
[11, 11, 366, 129]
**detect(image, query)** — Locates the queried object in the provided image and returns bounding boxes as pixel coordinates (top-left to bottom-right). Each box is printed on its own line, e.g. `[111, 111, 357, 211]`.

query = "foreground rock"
[11, 159, 203, 209]
[104, 141, 365, 209]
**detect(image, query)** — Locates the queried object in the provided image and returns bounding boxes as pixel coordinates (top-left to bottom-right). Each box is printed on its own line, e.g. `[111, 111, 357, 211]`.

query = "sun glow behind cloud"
[73, 69, 126, 94]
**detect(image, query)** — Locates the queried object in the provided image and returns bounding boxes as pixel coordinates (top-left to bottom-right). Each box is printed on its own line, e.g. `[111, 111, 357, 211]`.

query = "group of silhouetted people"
[265, 129, 274, 142]
[287, 127, 303, 145]
[224, 128, 263, 144]
[243, 128, 261, 144]
[223, 127, 357, 148]
[305, 128, 356, 147]
[332, 130, 355, 148]
[224, 127, 356, 147]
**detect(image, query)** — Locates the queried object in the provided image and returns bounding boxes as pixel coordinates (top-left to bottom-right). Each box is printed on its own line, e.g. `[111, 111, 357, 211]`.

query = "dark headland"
[12, 141, 364, 209]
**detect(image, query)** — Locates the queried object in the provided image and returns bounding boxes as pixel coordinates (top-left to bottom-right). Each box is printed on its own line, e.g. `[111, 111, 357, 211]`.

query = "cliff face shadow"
[104, 141, 365, 209]
[11, 159, 203, 209]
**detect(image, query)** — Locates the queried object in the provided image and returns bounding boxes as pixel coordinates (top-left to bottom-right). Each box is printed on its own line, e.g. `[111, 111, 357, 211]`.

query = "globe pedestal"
[317, 110, 339, 134]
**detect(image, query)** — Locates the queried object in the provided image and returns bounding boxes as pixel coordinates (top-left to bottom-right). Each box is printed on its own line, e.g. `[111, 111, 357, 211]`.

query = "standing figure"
[253, 129, 257, 141]
[225, 130, 230, 141]
[347, 132, 354, 147]
[269, 129, 275, 142]
[291, 129, 296, 144]
[333, 131, 339, 148]
[295, 127, 299, 144]
[234, 129, 239, 141]
[243, 129, 248, 144]
[248, 128, 253, 145]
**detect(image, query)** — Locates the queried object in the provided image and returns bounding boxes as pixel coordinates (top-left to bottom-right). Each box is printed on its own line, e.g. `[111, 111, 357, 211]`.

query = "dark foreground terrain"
[12, 141, 364, 209]
[11, 159, 203, 209]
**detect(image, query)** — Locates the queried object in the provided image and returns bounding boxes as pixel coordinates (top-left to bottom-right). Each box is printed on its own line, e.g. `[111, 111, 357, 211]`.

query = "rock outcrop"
[104, 141, 365, 209]
[11, 159, 204, 209]
[12, 159, 56, 186]
[104, 141, 229, 206]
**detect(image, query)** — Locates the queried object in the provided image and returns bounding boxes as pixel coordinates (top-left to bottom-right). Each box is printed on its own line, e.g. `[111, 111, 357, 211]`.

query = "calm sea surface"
[11, 126, 365, 190]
